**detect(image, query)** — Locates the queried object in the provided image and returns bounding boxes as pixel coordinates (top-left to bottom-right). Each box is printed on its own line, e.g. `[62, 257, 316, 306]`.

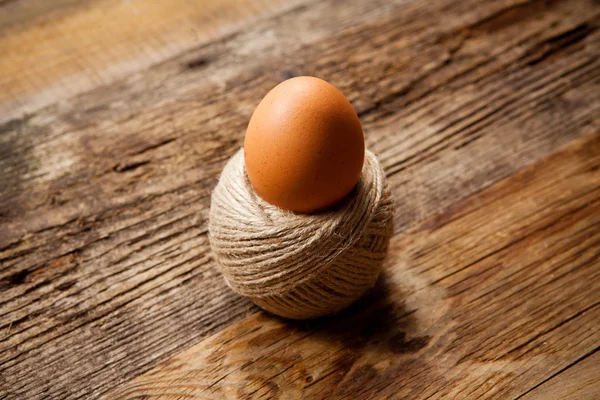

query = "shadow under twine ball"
[208, 77, 394, 319]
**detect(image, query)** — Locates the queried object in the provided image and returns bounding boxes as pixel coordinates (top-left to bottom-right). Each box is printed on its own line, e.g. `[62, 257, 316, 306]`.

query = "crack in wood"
[113, 160, 151, 173]
[523, 23, 597, 66]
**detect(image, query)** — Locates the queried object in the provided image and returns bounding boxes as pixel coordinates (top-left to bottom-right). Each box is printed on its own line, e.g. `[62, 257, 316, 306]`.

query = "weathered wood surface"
[1, 0, 599, 398]
[113, 133, 600, 399]
[522, 350, 600, 400]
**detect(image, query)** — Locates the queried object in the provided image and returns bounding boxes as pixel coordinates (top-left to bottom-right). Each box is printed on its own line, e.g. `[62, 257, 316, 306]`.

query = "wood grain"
[1, 0, 599, 398]
[0, 0, 303, 122]
[521, 351, 600, 400]
[113, 132, 600, 399]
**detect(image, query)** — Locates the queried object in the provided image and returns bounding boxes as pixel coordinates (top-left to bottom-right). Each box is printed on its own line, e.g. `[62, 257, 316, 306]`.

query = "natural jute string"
[208, 149, 394, 319]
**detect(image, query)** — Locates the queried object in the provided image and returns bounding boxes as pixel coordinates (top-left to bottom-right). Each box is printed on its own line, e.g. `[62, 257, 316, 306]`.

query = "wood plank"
[1, 0, 599, 398]
[0, 0, 304, 122]
[521, 351, 600, 400]
[113, 133, 600, 399]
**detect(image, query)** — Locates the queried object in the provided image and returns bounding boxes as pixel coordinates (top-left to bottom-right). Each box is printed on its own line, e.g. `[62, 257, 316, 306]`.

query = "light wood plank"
[521, 350, 600, 400]
[0, 0, 303, 122]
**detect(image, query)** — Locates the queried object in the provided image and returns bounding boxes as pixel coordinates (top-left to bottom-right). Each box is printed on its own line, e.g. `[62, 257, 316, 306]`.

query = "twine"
[208, 149, 394, 319]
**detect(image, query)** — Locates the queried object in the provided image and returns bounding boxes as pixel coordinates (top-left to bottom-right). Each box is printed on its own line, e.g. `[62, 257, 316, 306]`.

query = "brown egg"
[244, 76, 365, 213]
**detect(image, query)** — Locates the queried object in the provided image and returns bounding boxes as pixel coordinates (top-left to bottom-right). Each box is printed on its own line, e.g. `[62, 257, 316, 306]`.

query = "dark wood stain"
[389, 332, 431, 354]
[185, 56, 212, 70]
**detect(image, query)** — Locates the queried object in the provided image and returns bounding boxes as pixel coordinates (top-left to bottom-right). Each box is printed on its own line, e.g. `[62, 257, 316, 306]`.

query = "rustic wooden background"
[1, 0, 599, 398]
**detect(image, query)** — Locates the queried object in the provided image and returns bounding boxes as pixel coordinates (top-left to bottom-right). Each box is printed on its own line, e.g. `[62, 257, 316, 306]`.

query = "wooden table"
[1, 0, 599, 398]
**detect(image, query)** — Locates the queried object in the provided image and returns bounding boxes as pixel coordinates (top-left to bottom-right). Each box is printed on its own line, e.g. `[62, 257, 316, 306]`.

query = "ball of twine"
[208, 149, 393, 319]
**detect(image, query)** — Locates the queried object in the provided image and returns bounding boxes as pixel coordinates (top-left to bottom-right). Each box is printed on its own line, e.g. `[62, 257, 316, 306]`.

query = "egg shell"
[244, 76, 365, 213]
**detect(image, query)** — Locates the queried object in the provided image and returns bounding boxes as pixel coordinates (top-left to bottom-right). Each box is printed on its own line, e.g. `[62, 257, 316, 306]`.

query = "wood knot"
[185, 56, 211, 70]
